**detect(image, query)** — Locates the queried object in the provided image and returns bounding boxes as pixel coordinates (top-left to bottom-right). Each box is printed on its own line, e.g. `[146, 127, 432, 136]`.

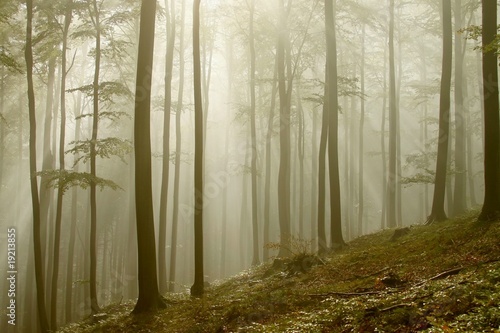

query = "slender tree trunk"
[220, 36, 232, 275]
[25, 0, 50, 329]
[263, 54, 278, 261]
[310, 103, 318, 252]
[387, 0, 398, 228]
[326, 0, 344, 248]
[158, 0, 176, 294]
[358, 23, 365, 236]
[66, 91, 82, 323]
[169, 0, 186, 292]
[89, 0, 101, 313]
[478, 0, 500, 221]
[191, 0, 205, 297]
[380, 35, 388, 230]
[427, 0, 452, 224]
[297, 87, 305, 238]
[51, 4, 72, 328]
[132, 0, 166, 313]
[454, 64, 468, 215]
[277, 0, 291, 258]
[249, 0, 260, 266]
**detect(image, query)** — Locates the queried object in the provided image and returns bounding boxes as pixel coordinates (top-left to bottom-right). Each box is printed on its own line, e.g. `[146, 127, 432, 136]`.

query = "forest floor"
[58, 210, 500, 332]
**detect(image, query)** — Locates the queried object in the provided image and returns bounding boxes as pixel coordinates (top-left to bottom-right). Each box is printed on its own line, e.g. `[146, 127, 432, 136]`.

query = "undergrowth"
[58, 210, 500, 332]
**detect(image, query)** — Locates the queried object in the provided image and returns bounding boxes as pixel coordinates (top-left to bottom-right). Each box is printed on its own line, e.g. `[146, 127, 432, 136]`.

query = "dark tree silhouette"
[427, 0, 452, 224]
[25, 0, 50, 330]
[133, 0, 166, 313]
[158, 0, 176, 294]
[249, 0, 260, 266]
[191, 0, 205, 297]
[325, 0, 344, 249]
[478, 0, 500, 221]
[387, 0, 398, 228]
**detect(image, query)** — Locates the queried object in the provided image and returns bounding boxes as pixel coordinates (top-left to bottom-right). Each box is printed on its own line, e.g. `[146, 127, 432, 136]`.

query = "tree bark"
[89, 0, 101, 313]
[326, 0, 344, 248]
[25, 0, 50, 330]
[427, 0, 452, 224]
[158, 0, 176, 294]
[169, 0, 186, 292]
[191, 0, 205, 297]
[249, 0, 260, 266]
[277, 0, 291, 258]
[51, 3, 72, 328]
[478, 0, 500, 221]
[132, 0, 166, 313]
[387, 0, 398, 228]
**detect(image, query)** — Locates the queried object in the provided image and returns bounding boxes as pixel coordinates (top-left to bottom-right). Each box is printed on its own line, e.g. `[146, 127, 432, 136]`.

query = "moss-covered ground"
[58, 210, 500, 332]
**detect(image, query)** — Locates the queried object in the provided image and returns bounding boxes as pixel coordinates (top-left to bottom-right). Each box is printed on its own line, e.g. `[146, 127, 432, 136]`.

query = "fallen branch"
[414, 267, 463, 287]
[309, 290, 386, 298]
[365, 303, 414, 316]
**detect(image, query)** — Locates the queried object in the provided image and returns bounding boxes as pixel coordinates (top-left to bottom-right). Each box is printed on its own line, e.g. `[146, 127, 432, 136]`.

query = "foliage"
[0, 49, 23, 73]
[67, 81, 132, 103]
[459, 24, 500, 55]
[37, 170, 121, 193]
[66, 138, 133, 165]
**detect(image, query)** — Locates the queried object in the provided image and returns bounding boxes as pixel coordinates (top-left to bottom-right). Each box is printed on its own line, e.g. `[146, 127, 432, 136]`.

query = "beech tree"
[132, 0, 166, 313]
[427, 0, 452, 224]
[191, 0, 205, 297]
[478, 0, 500, 221]
[25, 0, 50, 330]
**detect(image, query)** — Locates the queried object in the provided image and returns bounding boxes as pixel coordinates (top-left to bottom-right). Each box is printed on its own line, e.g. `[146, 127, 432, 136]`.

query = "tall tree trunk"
[220, 36, 232, 275]
[89, 0, 101, 313]
[158, 0, 176, 294]
[310, 101, 318, 252]
[478, 0, 500, 221]
[297, 87, 305, 237]
[132, 0, 166, 313]
[387, 0, 398, 228]
[25, 0, 50, 330]
[380, 35, 388, 229]
[452, 0, 467, 215]
[358, 23, 365, 236]
[51, 4, 72, 328]
[66, 91, 82, 323]
[191, 0, 205, 297]
[427, 0, 452, 224]
[263, 53, 278, 261]
[169, 0, 186, 292]
[326, 0, 344, 248]
[249, 0, 260, 266]
[277, 0, 291, 258]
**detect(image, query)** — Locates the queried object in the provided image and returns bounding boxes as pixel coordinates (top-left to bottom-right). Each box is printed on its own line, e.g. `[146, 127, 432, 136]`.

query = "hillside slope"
[59, 210, 500, 332]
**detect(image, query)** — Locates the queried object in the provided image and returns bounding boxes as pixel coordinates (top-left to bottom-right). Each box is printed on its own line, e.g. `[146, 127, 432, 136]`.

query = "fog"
[0, 0, 493, 331]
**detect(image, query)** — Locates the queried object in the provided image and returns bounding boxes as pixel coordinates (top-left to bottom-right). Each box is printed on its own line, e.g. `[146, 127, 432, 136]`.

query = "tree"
[248, 0, 260, 266]
[25, 0, 50, 330]
[169, 0, 186, 292]
[452, 0, 467, 216]
[387, 0, 398, 228]
[277, 0, 291, 258]
[478, 0, 500, 221]
[158, 0, 176, 294]
[325, 0, 344, 249]
[132, 0, 166, 313]
[191, 0, 205, 297]
[50, 1, 72, 328]
[89, 0, 102, 313]
[427, 0, 452, 224]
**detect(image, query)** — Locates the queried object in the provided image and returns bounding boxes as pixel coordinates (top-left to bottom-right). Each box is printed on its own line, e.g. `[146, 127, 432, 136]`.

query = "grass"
[58, 210, 500, 332]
